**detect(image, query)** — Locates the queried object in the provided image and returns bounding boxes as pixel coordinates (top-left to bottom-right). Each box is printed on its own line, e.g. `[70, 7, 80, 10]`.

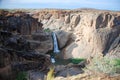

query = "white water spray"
[51, 32, 60, 63]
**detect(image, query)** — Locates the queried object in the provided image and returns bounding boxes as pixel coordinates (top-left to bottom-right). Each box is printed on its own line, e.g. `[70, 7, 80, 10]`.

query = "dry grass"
[86, 55, 120, 76]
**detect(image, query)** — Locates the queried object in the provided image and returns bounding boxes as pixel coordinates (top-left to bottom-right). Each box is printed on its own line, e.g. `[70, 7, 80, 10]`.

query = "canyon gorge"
[0, 9, 120, 80]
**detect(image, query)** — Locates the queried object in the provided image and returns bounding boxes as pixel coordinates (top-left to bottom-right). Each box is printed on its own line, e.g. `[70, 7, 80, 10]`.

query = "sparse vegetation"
[70, 58, 85, 64]
[44, 28, 52, 32]
[87, 56, 120, 75]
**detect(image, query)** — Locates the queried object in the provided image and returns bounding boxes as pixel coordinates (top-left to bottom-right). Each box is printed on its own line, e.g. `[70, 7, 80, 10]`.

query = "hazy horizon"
[0, 0, 120, 11]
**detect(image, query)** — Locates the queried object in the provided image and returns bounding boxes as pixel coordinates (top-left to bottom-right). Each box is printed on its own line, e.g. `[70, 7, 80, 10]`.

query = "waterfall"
[52, 32, 60, 53]
[51, 32, 60, 63]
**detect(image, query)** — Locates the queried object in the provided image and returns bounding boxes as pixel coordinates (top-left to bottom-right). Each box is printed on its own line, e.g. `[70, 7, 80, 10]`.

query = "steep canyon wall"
[32, 9, 120, 59]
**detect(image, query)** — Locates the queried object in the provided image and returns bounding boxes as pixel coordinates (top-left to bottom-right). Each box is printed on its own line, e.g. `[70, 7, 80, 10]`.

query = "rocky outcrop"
[65, 14, 70, 24]
[55, 63, 84, 77]
[0, 10, 55, 54]
[106, 35, 120, 59]
[32, 9, 120, 59]
[55, 30, 72, 49]
[30, 31, 53, 54]
[64, 12, 120, 59]
[27, 71, 45, 80]
[0, 10, 52, 80]
[70, 15, 80, 28]
[0, 10, 43, 35]
[0, 34, 51, 80]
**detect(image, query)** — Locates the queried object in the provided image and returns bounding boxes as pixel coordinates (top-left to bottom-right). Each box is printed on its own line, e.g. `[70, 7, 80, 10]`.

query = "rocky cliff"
[0, 10, 51, 80]
[31, 9, 120, 59]
[0, 9, 120, 80]
[0, 10, 43, 35]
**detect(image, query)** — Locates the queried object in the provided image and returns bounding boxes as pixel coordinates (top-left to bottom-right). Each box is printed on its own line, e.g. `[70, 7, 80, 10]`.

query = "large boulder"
[55, 65, 83, 77]
[29, 31, 53, 54]
[27, 71, 46, 80]
[55, 30, 72, 49]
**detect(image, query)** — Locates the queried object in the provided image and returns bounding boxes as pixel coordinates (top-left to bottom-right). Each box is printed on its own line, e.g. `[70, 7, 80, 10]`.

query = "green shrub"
[16, 71, 27, 80]
[87, 56, 120, 75]
[110, 59, 120, 66]
[70, 58, 85, 64]
[44, 28, 51, 32]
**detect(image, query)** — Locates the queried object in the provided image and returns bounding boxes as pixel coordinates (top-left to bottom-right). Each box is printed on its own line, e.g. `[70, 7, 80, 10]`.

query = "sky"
[0, 0, 120, 11]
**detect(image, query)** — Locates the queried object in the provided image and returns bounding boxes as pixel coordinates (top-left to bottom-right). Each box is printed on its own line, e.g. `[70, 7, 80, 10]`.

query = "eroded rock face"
[30, 31, 53, 54]
[55, 30, 72, 49]
[0, 10, 52, 80]
[0, 10, 43, 35]
[65, 14, 70, 24]
[106, 35, 120, 59]
[70, 15, 80, 28]
[65, 13, 120, 59]
[0, 31, 51, 79]
[33, 9, 120, 59]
